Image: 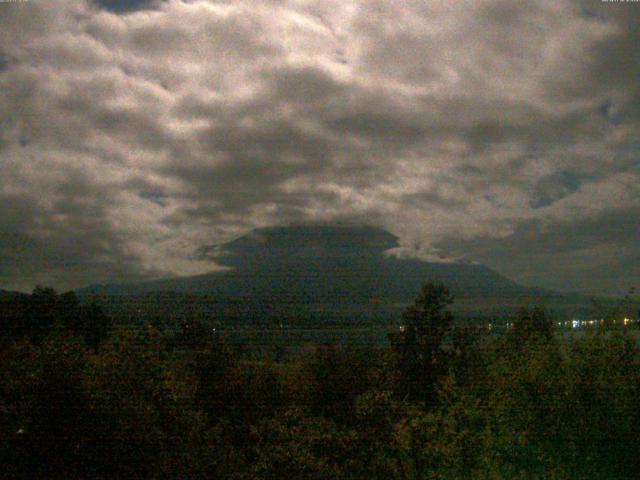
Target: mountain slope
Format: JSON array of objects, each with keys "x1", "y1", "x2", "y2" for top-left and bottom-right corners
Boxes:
[
  {"x1": 79, "y1": 224, "x2": 537, "y2": 301},
  {"x1": 75, "y1": 225, "x2": 609, "y2": 326}
]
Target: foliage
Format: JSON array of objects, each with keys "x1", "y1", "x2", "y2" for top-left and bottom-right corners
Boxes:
[
  {"x1": 0, "y1": 287, "x2": 110, "y2": 349},
  {"x1": 1, "y1": 283, "x2": 640, "y2": 478},
  {"x1": 511, "y1": 306, "x2": 554, "y2": 342},
  {"x1": 394, "y1": 283, "x2": 455, "y2": 404}
]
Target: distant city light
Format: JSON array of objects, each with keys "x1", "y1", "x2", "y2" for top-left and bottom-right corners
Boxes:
[{"x1": 437, "y1": 316, "x2": 640, "y2": 332}]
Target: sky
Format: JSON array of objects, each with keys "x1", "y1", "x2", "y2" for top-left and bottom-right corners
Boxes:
[{"x1": 0, "y1": 0, "x2": 638, "y2": 296}]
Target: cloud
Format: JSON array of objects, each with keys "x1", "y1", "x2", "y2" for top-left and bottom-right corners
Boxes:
[
  {"x1": 94, "y1": 0, "x2": 161, "y2": 14},
  {"x1": 0, "y1": 0, "x2": 637, "y2": 294},
  {"x1": 438, "y1": 205, "x2": 640, "y2": 296}
]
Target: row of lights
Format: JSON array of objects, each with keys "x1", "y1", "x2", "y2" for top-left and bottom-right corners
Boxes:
[
  {"x1": 500, "y1": 318, "x2": 636, "y2": 330},
  {"x1": 567, "y1": 318, "x2": 634, "y2": 329},
  {"x1": 397, "y1": 318, "x2": 637, "y2": 332}
]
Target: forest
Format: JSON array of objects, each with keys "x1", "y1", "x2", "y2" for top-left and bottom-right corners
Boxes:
[{"x1": 1, "y1": 284, "x2": 640, "y2": 479}]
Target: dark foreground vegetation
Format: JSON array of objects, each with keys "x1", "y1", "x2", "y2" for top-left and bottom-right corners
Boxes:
[{"x1": 1, "y1": 284, "x2": 640, "y2": 479}]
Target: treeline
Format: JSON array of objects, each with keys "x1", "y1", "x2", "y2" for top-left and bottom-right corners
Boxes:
[{"x1": 1, "y1": 284, "x2": 640, "y2": 479}]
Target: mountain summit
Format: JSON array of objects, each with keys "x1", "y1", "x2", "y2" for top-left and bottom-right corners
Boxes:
[{"x1": 79, "y1": 224, "x2": 532, "y2": 301}]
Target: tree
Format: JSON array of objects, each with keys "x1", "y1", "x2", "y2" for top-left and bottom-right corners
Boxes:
[
  {"x1": 0, "y1": 287, "x2": 111, "y2": 350},
  {"x1": 0, "y1": 332, "x2": 91, "y2": 479},
  {"x1": 591, "y1": 286, "x2": 638, "y2": 330},
  {"x1": 395, "y1": 283, "x2": 454, "y2": 404},
  {"x1": 297, "y1": 344, "x2": 373, "y2": 424},
  {"x1": 512, "y1": 306, "x2": 554, "y2": 342}
]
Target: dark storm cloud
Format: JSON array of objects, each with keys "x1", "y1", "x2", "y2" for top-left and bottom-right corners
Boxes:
[
  {"x1": 0, "y1": 0, "x2": 637, "y2": 293},
  {"x1": 0, "y1": 175, "x2": 155, "y2": 292},
  {"x1": 94, "y1": 0, "x2": 160, "y2": 14},
  {"x1": 437, "y1": 205, "x2": 640, "y2": 296},
  {"x1": 0, "y1": 52, "x2": 8, "y2": 72},
  {"x1": 530, "y1": 170, "x2": 592, "y2": 209}
]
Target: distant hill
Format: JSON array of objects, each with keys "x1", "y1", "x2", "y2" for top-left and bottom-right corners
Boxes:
[{"x1": 77, "y1": 225, "x2": 607, "y2": 324}]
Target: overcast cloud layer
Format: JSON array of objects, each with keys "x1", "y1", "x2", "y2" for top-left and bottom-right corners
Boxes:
[{"x1": 0, "y1": 0, "x2": 638, "y2": 295}]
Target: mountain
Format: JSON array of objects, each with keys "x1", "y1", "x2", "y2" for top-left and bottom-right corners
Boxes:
[
  {"x1": 77, "y1": 225, "x2": 597, "y2": 324},
  {"x1": 78, "y1": 225, "x2": 543, "y2": 299}
]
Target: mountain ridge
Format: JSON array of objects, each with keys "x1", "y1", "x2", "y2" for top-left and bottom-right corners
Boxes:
[{"x1": 78, "y1": 225, "x2": 543, "y2": 301}]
